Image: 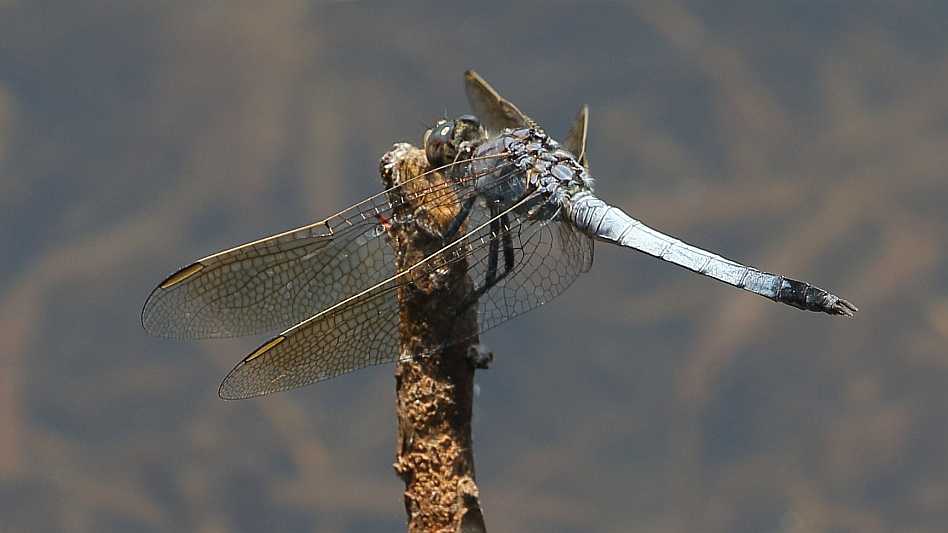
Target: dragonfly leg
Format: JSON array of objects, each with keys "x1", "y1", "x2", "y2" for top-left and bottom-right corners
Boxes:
[
  {"x1": 457, "y1": 210, "x2": 517, "y2": 314},
  {"x1": 413, "y1": 195, "x2": 477, "y2": 242},
  {"x1": 442, "y1": 195, "x2": 478, "y2": 241},
  {"x1": 500, "y1": 214, "x2": 515, "y2": 272},
  {"x1": 484, "y1": 216, "x2": 501, "y2": 285},
  {"x1": 466, "y1": 343, "x2": 494, "y2": 369}
]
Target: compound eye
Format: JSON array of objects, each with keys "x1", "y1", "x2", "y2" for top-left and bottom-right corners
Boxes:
[
  {"x1": 456, "y1": 114, "x2": 481, "y2": 130},
  {"x1": 453, "y1": 114, "x2": 487, "y2": 149},
  {"x1": 425, "y1": 119, "x2": 455, "y2": 167}
]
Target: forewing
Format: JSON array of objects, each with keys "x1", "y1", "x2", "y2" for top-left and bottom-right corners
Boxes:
[
  {"x1": 219, "y1": 194, "x2": 594, "y2": 399},
  {"x1": 563, "y1": 104, "x2": 590, "y2": 169},
  {"x1": 464, "y1": 70, "x2": 535, "y2": 133},
  {"x1": 141, "y1": 155, "x2": 508, "y2": 339}
]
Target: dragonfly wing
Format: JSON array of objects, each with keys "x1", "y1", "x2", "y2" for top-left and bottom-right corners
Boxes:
[
  {"x1": 464, "y1": 70, "x2": 535, "y2": 132},
  {"x1": 142, "y1": 155, "x2": 507, "y2": 339},
  {"x1": 142, "y1": 207, "x2": 395, "y2": 339},
  {"x1": 217, "y1": 277, "x2": 403, "y2": 399},
  {"x1": 219, "y1": 193, "x2": 594, "y2": 399},
  {"x1": 467, "y1": 209, "x2": 594, "y2": 334},
  {"x1": 563, "y1": 104, "x2": 590, "y2": 169}
]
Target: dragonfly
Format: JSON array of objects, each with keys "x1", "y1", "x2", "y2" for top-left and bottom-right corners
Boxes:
[{"x1": 143, "y1": 70, "x2": 857, "y2": 400}]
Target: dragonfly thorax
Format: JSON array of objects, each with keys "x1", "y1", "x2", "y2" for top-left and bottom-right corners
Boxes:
[{"x1": 470, "y1": 127, "x2": 594, "y2": 218}]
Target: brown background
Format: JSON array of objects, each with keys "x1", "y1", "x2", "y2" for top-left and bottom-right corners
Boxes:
[{"x1": 2, "y1": 1, "x2": 947, "y2": 532}]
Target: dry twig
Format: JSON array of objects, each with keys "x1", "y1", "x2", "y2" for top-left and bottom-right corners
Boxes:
[{"x1": 380, "y1": 144, "x2": 487, "y2": 533}]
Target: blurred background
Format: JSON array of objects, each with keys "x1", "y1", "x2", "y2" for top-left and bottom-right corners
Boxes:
[{"x1": 2, "y1": 1, "x2": 947, "y2": 532}]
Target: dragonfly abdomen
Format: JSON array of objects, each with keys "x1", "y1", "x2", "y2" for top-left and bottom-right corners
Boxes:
[{"x1": 567, "y1": 192, "x2": 857, "y2": 317}]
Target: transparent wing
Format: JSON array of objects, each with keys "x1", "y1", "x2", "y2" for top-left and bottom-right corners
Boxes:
[
  {"x1": 471, "y1": 211, "x2": 594, "y2": 332},
  {"x1": 563, "y1": 105, "x2": 590, "y2": 169},
  {"x1": 465, "y1": 70, "x2": 590, "y2": 170},
  {"x1": 141, "y1": 153, "x2": 512, "y2": 339},
  {"x1": 464, "y1": 69, "x2": 535, "y2": 132},
  {"x1": 219, "y1": 196, "x2": 594, "y2": 399}
]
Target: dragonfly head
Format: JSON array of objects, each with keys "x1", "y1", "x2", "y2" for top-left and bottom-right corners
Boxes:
[{"x1": 423, "y1": 114, "x2": 487, "y2": 169}]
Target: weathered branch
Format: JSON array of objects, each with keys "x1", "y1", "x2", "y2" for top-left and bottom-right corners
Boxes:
[{"x1": 379, "y1": 143, "x2": 487, "y2": 533}]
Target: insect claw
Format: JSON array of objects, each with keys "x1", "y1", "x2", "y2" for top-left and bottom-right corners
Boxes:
[{"x1": 467, "y1": 344, "x2": 494, "y2": 369}]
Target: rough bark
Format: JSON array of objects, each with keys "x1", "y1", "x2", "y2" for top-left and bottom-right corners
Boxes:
[{"x1": 379, "y1": 143, "x2": 487, "y2": 533}]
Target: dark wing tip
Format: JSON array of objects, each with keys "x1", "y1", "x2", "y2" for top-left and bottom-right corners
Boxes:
[
  {"x1": 218, "y1": 361, "x2": 254, "y2": 400},
  {"x1": 159, "y1": 262, "x2": 205, "y2": 289},
  {"x1": 218, "y1": 335, "x2": 287, "y2": 400},
  {"x1": 141, "y1": 262, "x2": 205, "y2": 337}
]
